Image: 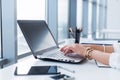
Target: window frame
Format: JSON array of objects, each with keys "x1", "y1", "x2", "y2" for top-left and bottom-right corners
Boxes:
[{"x1": 0, "y1": 0, "x2": 2, "y2": 58}]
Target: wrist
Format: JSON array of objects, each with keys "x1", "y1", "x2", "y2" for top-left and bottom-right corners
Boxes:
[{"x1": 85, "y1": 47, "x2": 94, "y2": 60}]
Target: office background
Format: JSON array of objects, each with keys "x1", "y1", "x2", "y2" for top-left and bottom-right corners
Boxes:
[{"x1": 0, "y1": 0, "x2": 120, "y2": 68}]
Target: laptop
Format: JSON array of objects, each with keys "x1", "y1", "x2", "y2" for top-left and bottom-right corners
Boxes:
[{"x1": 17, "y1": 20, "x2": 85, "y2": 63}]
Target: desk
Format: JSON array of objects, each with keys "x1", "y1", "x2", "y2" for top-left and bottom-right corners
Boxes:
[{"x1": 0, "y1": 55, "x2": 120, "y2": 80}]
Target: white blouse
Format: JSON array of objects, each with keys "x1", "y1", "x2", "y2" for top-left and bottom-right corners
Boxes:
[{"x1": 109, "y1": 43, "x2": 120, "y2": 69}]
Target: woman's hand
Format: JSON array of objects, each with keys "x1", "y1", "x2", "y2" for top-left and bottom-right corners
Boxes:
[{"x1": 60, "y1": 44, "x2": 87, "y2": 57}]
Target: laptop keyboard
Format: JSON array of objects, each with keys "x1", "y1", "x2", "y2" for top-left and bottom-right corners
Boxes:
[
  {"x1": 37, "y1": 50, "x2": 84, "y2": 63},
  {"x1": 47, "y1": 51, "x2": 66, "y2": 58},
  {"x1": 44, "y1": 50, "x2": 81, "y2": 63}
]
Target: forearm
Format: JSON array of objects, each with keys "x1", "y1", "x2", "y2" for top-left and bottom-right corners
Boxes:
[
  {"x1": 83, "y1": 44, "x2": 114, "y2": 53},
  {"x1": 91, "y1": 50, "x2": 110, "y2": 65}
]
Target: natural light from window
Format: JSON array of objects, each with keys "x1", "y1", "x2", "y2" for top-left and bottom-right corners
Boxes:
[
  {"x1": 17, "y1": 0, "x2": 46, "y2": 56},
  {"x1": 58, "y1": 0, "x2": 69, "y2": 42}
]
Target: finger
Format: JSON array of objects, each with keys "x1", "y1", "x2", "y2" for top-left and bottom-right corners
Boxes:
[
  {"x1": 69, "y1": 50, "x2": 73, "y2": 53},
  {"x1": 68, "y1": 50, "x2": 73, "y2": 53},
  {"x1": 69, "y1": 46, "x2": 75, "y2": 52},
  {"x1": 64, "y1": 49, "x2": 70, "y2": 54},
  {"x1": 64, "y1": 53, "x2": 70, "y2": 55},
  {"x1": 60, "y1": 47, "x2": 66, "y2": 52},
  {"x1": 60, "y1": 45, "x2": 69, "y2": 51}
]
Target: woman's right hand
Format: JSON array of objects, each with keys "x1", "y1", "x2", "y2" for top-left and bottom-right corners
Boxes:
[{"x1": 60, "y1": 44, "x2": 87, "y2": 57}]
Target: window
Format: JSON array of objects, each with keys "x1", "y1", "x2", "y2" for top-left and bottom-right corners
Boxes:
[
  {"x1": 95, "y1": 0, "x2": 108, "y2": 39},
  {"x1": 88, "y1": 0, "x2": 92, "y2": 38},
  {"x1": 77, "y1": 0, "x2": 82, "y2": 30},
  {"x1": 58, "y1": 0, "x2": 69, "y2": 42},
  {"x1": 96, "y1": 0, "x2": 100, "y2": 38},
  {"x1": 105, "y1": 0, "x2": 120, "y2": 39},
  {"x1": 17, "y1": 0, "x2": 46, "y2": 56}
]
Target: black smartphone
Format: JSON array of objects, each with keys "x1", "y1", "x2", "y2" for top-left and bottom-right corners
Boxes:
[
  {"x1": 14, "y1": 66, "x2": 60, "y2": 75},
  {"x1": 51, "y1": 74, "x2": 75, "y2": 80}
]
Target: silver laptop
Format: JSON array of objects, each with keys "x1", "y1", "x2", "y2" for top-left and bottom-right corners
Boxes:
[{"x1": 17, "y1": 20, "x2": 85, "y2": 63}]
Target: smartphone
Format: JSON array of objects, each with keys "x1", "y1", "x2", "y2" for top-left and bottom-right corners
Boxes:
[
  {"x1": 14, "y1": 66, "x2": 60, "y2": 75},
  {"x1": 51, "y1": 74, "x2": 75, "y2": 80}
]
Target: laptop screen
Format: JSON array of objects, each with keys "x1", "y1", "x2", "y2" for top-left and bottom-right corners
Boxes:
[{"x1": 18, "y1": 20, "x2": 58, "y2": 56}]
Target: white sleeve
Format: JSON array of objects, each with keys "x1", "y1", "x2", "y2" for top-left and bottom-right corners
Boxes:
[
  {"x1": 109, "y1": 53, "x2": 120, "y2": 69},
  {"x1": 113, "y1": 43, "x2": 120, "y2": 53},
  {"x1": 109, "y1": 43, "x2": 120, "y2": 69}
]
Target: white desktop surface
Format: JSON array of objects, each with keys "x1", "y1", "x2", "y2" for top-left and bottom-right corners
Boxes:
[
  {"x1": 0, "y1": 55, "x2": 120, "y2": 80},
  {"x1": 0, "y1": 38, "x2": 120, "y2": 80}
]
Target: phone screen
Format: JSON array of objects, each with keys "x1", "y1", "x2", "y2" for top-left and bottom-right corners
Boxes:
[{"x1": 15, "y1": 66, "x2": 59, "y2": 75}]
